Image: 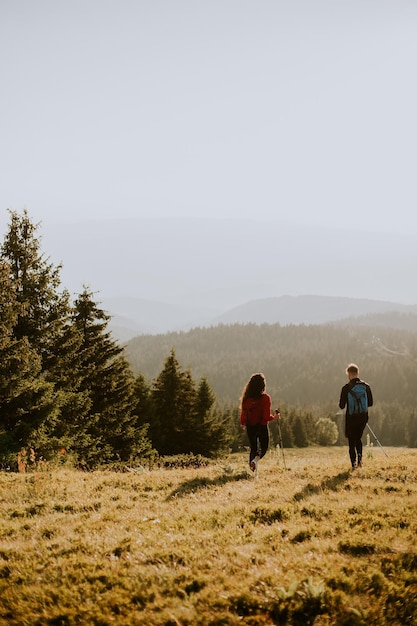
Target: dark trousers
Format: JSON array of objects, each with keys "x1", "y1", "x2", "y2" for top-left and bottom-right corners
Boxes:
[
  {"x1": 345, "y1": 414, "x2": 368, "y2": 467},
  {"x1": 246, "y1": 423, "x2": 269, "y2": 463}
]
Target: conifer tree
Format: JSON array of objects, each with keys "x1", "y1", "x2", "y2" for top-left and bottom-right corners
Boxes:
[
  {"x1": 279, "y1": 414, "x2": 295, "y2": 448},
  {"x1": 0, "y1": 261, "x2": 57, "y2": 455},
  {"x1": 408, "y1": 410, "x2": 417, "y2": 448},
  {"x1": 188, "y1": 378, "x2": 231, "y2": 456},
  {"x1": 149, "y1": 350, "x2": 227, "y2": 456},
  {"x1": 45, "y1": 319, "x2": 93, "y2": 456},
  {"x1": 292, "y1": 414, "x2": 309, "y2": 447},
  {"x1": 150, "y1": 349, "x2": 195, "y2": 454},
  {"x1": 132, "y1": 373, "x2": 152, "y2": 427},
  {"x1": 0, "y1": 210, "x2": 74, "y2": 447},
  {"x1": 71, "y1": 288, "x2": 139, "y2": 463},
  {"x1": 1, "y1": 209, "x2": 70, "y2": 371}
]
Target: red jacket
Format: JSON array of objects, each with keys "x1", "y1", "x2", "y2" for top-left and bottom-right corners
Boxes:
[{"x1": 240, "y1": 393, "x2": 274, "y2": 426}]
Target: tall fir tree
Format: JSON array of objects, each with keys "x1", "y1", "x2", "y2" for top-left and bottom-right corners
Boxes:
[
  {"x1": 45, "y1": 318, "x2": 93, "y2": 456},
  {"x1": 292, "y1": 413, "x2": 309, "y2": 447},
  {"x1": 187, "y1": 378, "x2": 231, "y2": 456},
  {"x1": 150, "y1": 350, "x2": 195, "y2": 455},
  {"x1": 150, "y1": 350, "x2": 226, "y2": 456},
  {"x1": 0, "y1": 260, "x2": 57, "y2": 455},
  {"x1": 1, "y1": 209, "x2": 70, "y2": 372},
  {"x1": 71, "y1": 288, "x2": 140, "y2": 463}
]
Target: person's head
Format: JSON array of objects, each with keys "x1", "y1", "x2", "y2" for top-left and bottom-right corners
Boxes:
[
  {"x1": 346, "y1": 363, "x2": 359, "y2": 380},
  {"x1": 241, "y1": 372, "x2": 266, "y2": 407}
]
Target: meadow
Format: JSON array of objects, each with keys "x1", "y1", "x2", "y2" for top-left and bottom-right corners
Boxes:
[{"x1": 0, "y1": 446, "x2": 416, "y2": 625}]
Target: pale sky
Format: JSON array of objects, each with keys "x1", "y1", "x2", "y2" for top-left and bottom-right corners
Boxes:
[{"x1": 1, "y1": 0, "x2": 417, "y2": 234}]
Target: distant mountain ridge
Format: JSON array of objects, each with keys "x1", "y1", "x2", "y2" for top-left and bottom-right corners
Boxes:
[
  {"x1": 104, "y1": 294, "x2": 417, "y2": 341},
  {"x1": 36, "y1": 216, "x2": 416, "y2": 312},
  {"x1": 2, "y1": 215, "x2": 414, "y2": 340},
  {"x1": 213, "y1": 295, "x2": 417, "y2": 326}
]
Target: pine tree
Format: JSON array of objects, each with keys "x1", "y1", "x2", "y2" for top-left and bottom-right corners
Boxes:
[
  {"x1": 149, "y1": 350, "x2": 226, "y2": 456},
  {"x1": 150, "y1": 349, "x2": 196, "y2": 455},
  {"x1": 292, "y1": 414, "x2": 309, "y2": 447},
  {"x1": 1, "y1": 210, "x2": 69, "y2": 371},
  {"x1": 45, "y1": 319, "x2": 93, "y2": 456},
  {"x1": 71, "y1": 288, "x2": 139, "y2": 463},
  {"x1": 408, "y1": 410, "x2": 417, "y2": 448},
  {"x1": 0, "y1": 261, "x2": 57, "y2": 456},
  {"x1": 187, "y1": 378, "x2": 230, "y2": 456},
  {"x1": 132, "y1": 373, "x2": 153, "y2": 427},
  {"x1": 280, "y1": 414, "x2": 295, "y2": 448}
]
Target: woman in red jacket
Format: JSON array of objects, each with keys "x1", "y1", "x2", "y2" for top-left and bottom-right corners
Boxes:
[{"x1": 240, "y1": 372, "x2": 279, "y2": 473}]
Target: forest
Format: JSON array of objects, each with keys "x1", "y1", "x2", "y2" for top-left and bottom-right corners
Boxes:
[
  {"x1": 1, "y1": 210, "x2": 416, "y2": 472},
  {"x1": 125, "y1": 320, "x2": 417, "y2": 450}
]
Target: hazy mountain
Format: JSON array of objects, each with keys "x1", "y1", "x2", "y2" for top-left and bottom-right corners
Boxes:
[
  {"x1": 101, "y1": 296, "x2": 221, "y2": 340},
  {"x1": 38, "y1": 217, "x2": 417, "y2": 309},
  {"x1": 13, "y1": 215, "x2": 415, "y2": 339},
  {"x1": 213, "y1": 295, "x2": 417, "y2": 326},
  {"x1": 102, "y1": 294, "x2": 417, "y2": 342}
]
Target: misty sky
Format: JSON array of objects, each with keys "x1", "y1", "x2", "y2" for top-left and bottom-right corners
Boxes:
[{"x1": 1, "y1": 0, "x2": 417, "y2": 235}]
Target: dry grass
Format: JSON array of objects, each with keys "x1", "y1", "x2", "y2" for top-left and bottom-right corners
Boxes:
[{"x1": 0, "y1": 446, "x2": 416, "y2": 625}]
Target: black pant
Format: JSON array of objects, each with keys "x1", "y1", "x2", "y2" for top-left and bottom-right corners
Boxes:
[
  {"x1": 345, "y1": 414, "x2": 368, "y2": 467},
  {"x1": 246, "y1": 423, "x2": 269, "y2": 463}
]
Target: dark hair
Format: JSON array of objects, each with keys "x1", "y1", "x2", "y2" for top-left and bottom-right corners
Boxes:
[{"x1": 240, "y1": 373, "x2": 266, "y2": 409}]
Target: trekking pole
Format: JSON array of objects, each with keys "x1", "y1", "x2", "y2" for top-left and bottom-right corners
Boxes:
[
  {"x1": 275, "y1": 410, "x2": 287, "y2": 469},
  {"x1": 367, "y1": 423, "x2": 389, "y2": 458}
]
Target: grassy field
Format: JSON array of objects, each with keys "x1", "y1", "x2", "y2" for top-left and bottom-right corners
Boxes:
[{"x1": 0, "y1": 446, "x2": 416, "y2": 625}]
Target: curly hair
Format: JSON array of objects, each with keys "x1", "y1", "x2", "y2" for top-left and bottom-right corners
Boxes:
[{"x1": 240, "y1": 373, "x2": 266, "y2": 409}]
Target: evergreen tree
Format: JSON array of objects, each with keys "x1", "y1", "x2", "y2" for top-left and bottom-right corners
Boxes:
[
  {"x1": 132, "y1": 373, "x2": 153, "y2": 427},
  {"x1": 150, "y1": 349, "x2": 196, "y2": 455},
  {"x1": 150, "y1": 351, "x2": 228, "y2": 456},
  {"x1": 71, "y1": 288, "x2": 139, "y2": 463},
  {"x1": 224, "y1": 406, "x2": 245, "y2": 453},
  {"x1": 0, "y1": 218, "x2": 60, "y2": 456},
  {"x1": 188, "y1": 378, "x2": 230, "y2": 456},
  {"x1": 45, "y1": 319, "x2": 93, "y2": 455},
  {"x1": 292, "y1": 414, "x2": 309, "y2": 447},
  {"x1": 408, "y1": 410, "x2": 417, "y2": 448},
  {"x1": 0, "y1": 209, "x2": 69, "y2": 371},
  {"x1": 279, "y1": 414, "x2": 295, "y2": 448}
]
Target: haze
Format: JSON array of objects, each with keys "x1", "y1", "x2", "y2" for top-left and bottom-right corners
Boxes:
[
  {"x1": 1, "y1": 1, "x2": 416, "y2": 231},
  {"x1": 1, "y1": 1, "x2": 417, "y2": 332}
]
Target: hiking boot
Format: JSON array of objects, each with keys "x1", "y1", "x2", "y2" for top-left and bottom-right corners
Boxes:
[
  {"x1": 250, "y1": 457, "x2": 259, "y2": 473},
  {"x1": 357, "y1": 459, "x2": 363, "y2": 468}
]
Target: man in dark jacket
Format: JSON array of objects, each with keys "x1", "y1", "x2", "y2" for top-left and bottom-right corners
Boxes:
[{"x1": 339, "y1": 363, "x2": 373, "y2": 469}]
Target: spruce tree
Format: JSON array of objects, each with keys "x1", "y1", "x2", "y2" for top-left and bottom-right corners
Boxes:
[
  {"x1": 292, "y1": 414, "x2": 309, "y2": 447},
  {"x1": 1, "y1": 210, "x2": 69, "y2": 371},
  {"x1": 408, "y1": 410, "x2": 417, "y2": 448},
  {"x1": 0, "y1": 261, "x2": 57, "y2": 456},
  {"x1": 150, "y1": 349, "x2": 195, "y2": 455},
  {"x1": 150, "y1": 350, "x2": 226, "y2": 456},
  {"x1": 45, "y1": 318, "x2": 93, "y2": 456},
  {"x1": 188, "y1": 378, "x2": 230, "y2": 456},
  {"x1": 72, "y1": 288, "x2": 139, "y2": 463}
]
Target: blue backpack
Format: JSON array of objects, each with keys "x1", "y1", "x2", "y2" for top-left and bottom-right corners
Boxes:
[{"x1": 348, "y1": 382, "x2": 368, "y2": 415}]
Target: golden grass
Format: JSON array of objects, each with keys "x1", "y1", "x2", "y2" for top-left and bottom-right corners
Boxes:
[{"x1": 0, "y1": 446, "x2": 416, "y2": 625}]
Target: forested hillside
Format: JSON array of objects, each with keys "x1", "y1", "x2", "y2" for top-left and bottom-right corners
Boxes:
[
  {"x1": 126, "y1": 322, "x2": 417, "y2": 405},
  {"x1": 126, "y1": 322, "x2": 417, "y2": 447}
]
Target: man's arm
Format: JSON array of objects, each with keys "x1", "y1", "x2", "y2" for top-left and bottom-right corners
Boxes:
[
  {"x1": 366, "y1": 384, "x2": 373, "y2": 408},
  {"x1": 339, "y1": 384, "x2": 348, "y2": 410}
]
